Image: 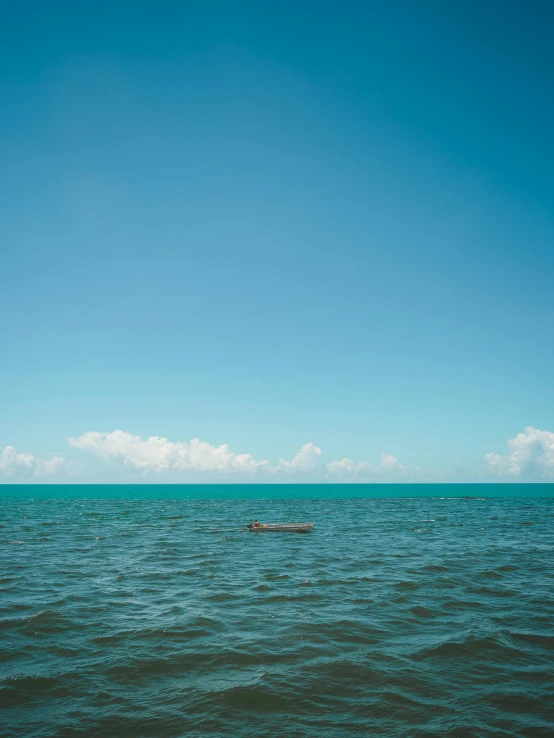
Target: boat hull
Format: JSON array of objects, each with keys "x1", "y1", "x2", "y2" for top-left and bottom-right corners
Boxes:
[{"x1": 247, "y1": 523, "x2": 315, "y2": 533}]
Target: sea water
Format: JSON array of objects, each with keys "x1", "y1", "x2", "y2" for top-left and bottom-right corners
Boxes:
[{"x1": 1, "y1": 485, "x2": 553, "y2": 736}]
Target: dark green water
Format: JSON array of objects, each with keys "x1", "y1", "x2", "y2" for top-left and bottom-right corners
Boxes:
[{"x1": 1, "y1": 486, "x2": 553, "y2": 736}]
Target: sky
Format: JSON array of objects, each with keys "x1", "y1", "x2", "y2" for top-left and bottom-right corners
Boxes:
[{"x1": 1, "y1": 0, "x2": 554, "y2": 482}]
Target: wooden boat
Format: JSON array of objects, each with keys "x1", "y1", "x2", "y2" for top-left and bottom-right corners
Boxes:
[{"x1": 246, "y1": 522, "x2": 315, "y2": 533}]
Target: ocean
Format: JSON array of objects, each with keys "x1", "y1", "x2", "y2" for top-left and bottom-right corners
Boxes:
[{"x1": 1, "y1": 484, "x2": 553, "y2": 737}]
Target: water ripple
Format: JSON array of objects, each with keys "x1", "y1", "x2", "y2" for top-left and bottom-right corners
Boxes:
[{"x1": 1, "y1": 496, "x2": 553, "y2": 736}]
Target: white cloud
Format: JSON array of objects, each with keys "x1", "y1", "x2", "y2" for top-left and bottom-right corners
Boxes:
[
  {"x1": 69, "y1": 431, "x2": 328, "y2": 478},
  {"x1": 275, "y1": 442, "x2": 322, "y2": 473},
  {"x1": 0, "y1": 446, "x2": 68, "y2": 478},
  {"x1": 67, "y1": 430, "x2": 418, "y2": 481},
  {"x1": 40, "y1": 456, "x2": 69, "y2": 475},
  {"x1": 0, "y1": 430, "x2": 450, "y2": 482},
  {"x1": 5, "y1": 427, "x2": 554, "y2": 483},
  {"x1": 0, "y1": 446, "x2": 35, "y2": 475},
  {"x1": 69, "y1": 430, "x2": 269, "y2": 475},
  {"x1": 326, "y1": 451, "x2": 406, "y2": 480},
  {"x1": 484, "y1": 426, "x2": 554, "y2": 479}
]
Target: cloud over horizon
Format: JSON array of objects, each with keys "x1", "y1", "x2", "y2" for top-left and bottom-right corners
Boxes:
[
  {"x1": 0, "y1": 446, "x2": 68, "y2": 478},
  {"x1": 0, "y1": 430, "x2": 409, "y2": 482},
  {"x1": 67, "y1": 431, "x2": 408, "y2": 480},
  {"x1": 1, "y1": 426, "x2": 554, "y2": 482},
  {"x1": 484, "y1": 426, "x2": 554, "y2": 480},
  {"x1": 326, "y1": 452, "x2": 407, "y2": 480},
  {"x1": 69, "y1": 430, "x2": 270, "y2": 475}
]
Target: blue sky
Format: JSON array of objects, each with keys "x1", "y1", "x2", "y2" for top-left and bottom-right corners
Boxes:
[{"x1": 1, "y1": 1, "x2": 554, "y2": 481}]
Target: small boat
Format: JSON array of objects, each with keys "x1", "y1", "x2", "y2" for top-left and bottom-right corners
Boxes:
[{"x1": 246, "y1": 522, "x2": 315, "y2": 533}]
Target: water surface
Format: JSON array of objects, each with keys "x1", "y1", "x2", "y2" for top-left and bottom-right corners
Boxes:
[{"x1": 1, "y1": 490, "x2": 553, "y2": 736}]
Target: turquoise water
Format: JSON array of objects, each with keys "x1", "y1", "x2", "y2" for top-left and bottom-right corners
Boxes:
[
  {"x1": 1, "y1": 486, "x2": 554, "y2": 736},
  {"x1": 2, "y1": 482, "x2": 554, "y2": 499}
]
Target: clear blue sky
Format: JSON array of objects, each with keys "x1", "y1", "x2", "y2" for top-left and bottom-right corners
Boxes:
[{"x1": 1, "y1": 1, "x2": 553, "y2": 480}]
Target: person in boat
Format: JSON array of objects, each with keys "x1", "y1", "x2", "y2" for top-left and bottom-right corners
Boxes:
[{"x1": 253, "y1": 519, "x2": 261, "y2": 527}]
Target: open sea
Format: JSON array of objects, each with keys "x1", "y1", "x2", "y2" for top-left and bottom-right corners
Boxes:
[{"x1": 1, "y1": 484, "x2": 553, "y2": 737}]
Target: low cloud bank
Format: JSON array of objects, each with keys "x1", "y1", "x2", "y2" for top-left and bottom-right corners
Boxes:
[
  {"x1": 68, "y1": 430, "x2": 405, "y2": 480},
  {"x1": 2, "y1": 426, "x2": 553, "y2": 482},
  {"x1": 0, "y1": 446, "x2": 67, "y2": 477},
  {"x1": 484, "y1": 426, "x2": 554, "y2": 480}
]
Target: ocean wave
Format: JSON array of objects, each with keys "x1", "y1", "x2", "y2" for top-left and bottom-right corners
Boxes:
[
  {"x1": 412, "y1": 634, "x2": 528, "y2": 663},
  {"x1": 1, "y1": 495, "x2": 553, "y2": 737}
]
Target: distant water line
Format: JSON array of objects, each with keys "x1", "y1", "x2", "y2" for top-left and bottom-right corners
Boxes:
[{"x1": 1, "y1": 482, "x2": 554, "y2": 500}]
